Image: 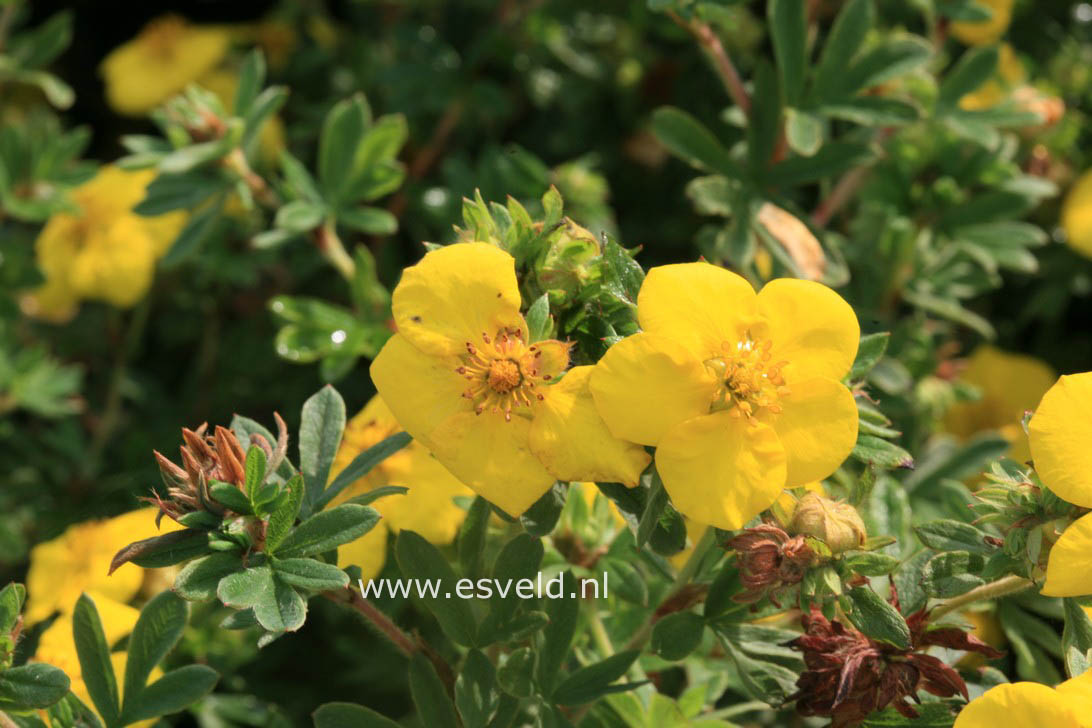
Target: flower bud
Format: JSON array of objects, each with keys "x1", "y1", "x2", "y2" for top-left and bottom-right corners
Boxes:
[{"x1": 789, "y1": 493, "x2": 867, "y2": 553}]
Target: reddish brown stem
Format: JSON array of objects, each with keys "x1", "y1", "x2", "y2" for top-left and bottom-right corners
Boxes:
[{"x1": 668, "y1": 11, "x2": 751, "y2": 117}]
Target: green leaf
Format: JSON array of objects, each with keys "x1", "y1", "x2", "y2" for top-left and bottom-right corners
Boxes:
[
  {"x1": 120, "y1": 665, "x2": 218, "y2": 723},
  {"x1": 525, "y1": 293, "x2": 551, "y2": 342},
  {"x1": 852, "y1": 435, "x2": 914, "y2": 469},
  {"x1": 0, "y1": 583, "x2": 26, "y2": 634},
  {"x1": 843, "y1": 37, "x2": 932, "y2": 95},
  {"x1": 915, "y1": 519, "x2": 995, "y2": 555},
  {"x1": 159, "y1": 125, "x2": 240, "y2": 174},
  {"x1": 338, "y1": 206, "x2": 398, "y2": 235},
  {"x1": 846, "y1": 586, "x2": 911, "y2": 649},
  {"x1": 123, "y1": 591, "x2": 189, "y2": 708},
  {"x1": 765, "y1": 142, "x2": 873, "y2": 186},
  {"x1": 497, "y1": 648, "x2": 536, "y2": 698},
  {"x1": 842, "y1": 552, "x2": 901, "y2": 576},
  {"x1": 850, "y1": 332, "x2": 890, "y2": 380},
  {"x1": 173, "y1": 552, "x2": 244, "y2": 601},
  {"x1": 0, "y1": 663, "x2": 70, "y2": 711},
  {"x1": 273, "y1": 558, "x2": 349, "y2": 591},
  {"x1": 244, "y1": 445, "x2": 268, "y2": 500},
  {"x1": 209, "y1": 481, "x2": 253, "y2": 515},
  {"x1": 785, "y1": 108, "x2": 822, "y2": 156},
  {"x1": 281, "y1": 150, "x2": 323, "y2": 203},
  {"x1": 275, "y1": 200, "x2": 326, "y2": 233},
  {"x1": 821, "y1": 97, "x2": 920, "y2": 126},
  {"x1": 650, "y1": 107, "x2": 745, "y2": 181},
  {"x1": 266, "y1": 474, "x2": 304, "y2": 551},
  {"x1": 313, "y1": 702, "x2": 402, "y2": 728},
  {"x1": 456, "y1": 650, "x2": 500, "y2": 727},
  {"x1": 233, "y1": 49, "x2": 266, "y2": 117},
  {"x1": 315, "y1": 432, "x2": 412, "y2": 512},
  {"x1": 409, "y1": 653, "x2": 459, "y2": 728},
  {"x1": 342, "y1": 485, "x2": 409, "y2": 507},
  {"x1": 243, "y1": 86, "x2": 288, "y2": 150},
  {"x1": 651, "y1": 612, "x2": 705, "y2": 661},
  {"x1": 479, "y1": 533, "x2": 544, "y2": 643},
  {"x1": 813, "y1": 0, "x2": 874, "y2": 101},
  {"x1": 109, "y1": 529, "x2": 213, "y2": 574},
  {"x1": 938, "y1": 46, "x2": 1000, "y2": 108},
  {"x1": 748, "y1": 62, "x2": 782, "y2": 172},
  {"x1": 922, "y1": 551, "x2": 986, "y2": 598},
  {"x1": 72, "y1": 594, "x2": 120, "y2": 727},
  {"x1": 520, "y1": 483, "x2": 566, "y2": 536},
  {"x1": 275, "y1": 504, "x2": 381, "y2": 558},
  {"x1": 1063, "y1": 598, "x2": 1092, "y2": 678},
  {"x1": 161, "y1": 195, "x2": 224, "y2": 267},
  {"x1": 536, "y1": 572, "x2": 578, "y2": 694},
  {"x1": 860, "y1": 702, "x2": 957, "y2": 726},
  {"x1": 458, "y1": 497, "x2": 492, "y2": 580},
  {"x1": 318, "y1": 95, "x2": 370, "y2": 199},
  {"x1": 637, "y1": 470, "x2": 670, "y2": 549},
  {"x1": 217, "y1": 564, "x2": 307, "y2": 633},
  {"x1": 135, "y1": 170, "x2": 223, "y2": 216},
  {"x1": 769, "y1": 0, "x2": 807, "y2": 105},
  {"x1": 720, "y1": 638, "x2": 800, "y2": 703},
  {"x1": 299, "y1": 385, "x2": 347, "y2": 513},
  {"x1": 395, "y1": 531, "x2": 477, "y2": 647},
  {"x1": 552, "y1": 651, "x2": 641, "y2": 705}
]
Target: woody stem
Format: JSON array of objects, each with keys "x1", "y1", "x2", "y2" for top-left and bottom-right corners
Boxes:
[
  {"x1": 929, "y1": 575, "x2": 1035, "y2": 621},
  {"x1": 324, "y1": 587, "x2": 416, "y2": 657}
]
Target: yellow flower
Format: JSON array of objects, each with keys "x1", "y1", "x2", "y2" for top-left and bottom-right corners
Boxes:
[
  {"x1": 25, "y1": 508, "x2": 180, "y2": 623},
  {"x1": 370, "y1": 243, "x2": 650, "y2": 516},
  {"x1": 331, "y1": 395, "x2": 474, "y2": 580},
  {"x1": 33, "y1": 599, "x2": 158, "y2": 728},
  {"x1": 589, "y1": 263, "x2": 860, "y2": 530},
  {"x1": 953, "y1": 669, "x2": 1092, "y2": 728},
  {"x1": 1029, "y1": 372, "x2": 1092, "y2": 596},
  {"x1": 945, "y1": 345, "x2": 1055, "y2": 463},
  {"x1": 234, "y1": 20, "x2": 298, "y2": 69},
  {"x1": 24, "y1": 166, "x2": 187, "y2": 322},
  {"x1": 100, "y1": 15, "x2": 231, "y2": 115},
  {"x1": 949, "y1": 0, "x2": 1013, "y2": 46},
  {"x1": 198, "y1": 68, "x2": 286, "y2": 166},
  {"x1": 1063, "y1": 170, "x2": 1092, "y2": 259}
]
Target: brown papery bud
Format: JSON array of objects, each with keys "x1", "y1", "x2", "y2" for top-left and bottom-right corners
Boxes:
[{"x1": 789, "y1": 493, "x2": 867, "y2": 553}]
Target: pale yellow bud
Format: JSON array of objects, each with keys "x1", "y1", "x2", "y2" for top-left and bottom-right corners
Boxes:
[{"x1": 789, "y1": 493, "x2": 867, "y2": 553}]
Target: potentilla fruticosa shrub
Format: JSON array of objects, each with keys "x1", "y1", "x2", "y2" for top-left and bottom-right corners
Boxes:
[{"x1": 3, "y1": 0, "x2": 1092, "y2": 726}]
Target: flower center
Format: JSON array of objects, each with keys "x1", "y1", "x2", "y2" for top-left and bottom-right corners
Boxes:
[
  {"x1": 707, "y1": 337, "x2": 790, "y2": 419},
  {"x1": 457, "y1": 329, "x2": 552, "y2": 421}
]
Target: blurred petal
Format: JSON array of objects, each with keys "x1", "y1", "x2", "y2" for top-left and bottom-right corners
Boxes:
[
  {"x1": 337, "y1": 520, "x2": 389, "y2": 583},
  {"x1": 756, "y1": 278, "x2": 859, "y2": 383},
  {"x1": 590, "y1": 333, "x2": 716, "y2": 446},
  {"x1": 1029, "y1": 372, "x2": 1092, "y2": 507},
  {"x1": 656, "y1": 412, "x2": 787, "y2": 530},
  {"x1": 530, "y1": 366, "x2": 651, "y2": 486},
  {"x1": 1043, "y1": 512, "x2": 1092, "y2": 597},
  {"x1": 429, "y1": 411, "x2": 555, "y2": 517},
  {"x1": 637, "y1": 262, "x2": 756, "y2": 359},
  {"x1": 392, "y1": 243, "x2": 525, "y2": 358},
  {"x1": 770, "y1": 377, "x2": 858, "y2": 487},
  {"x1": 953, "y1": 682, "x2": 1078, "y2": 728},
  {"x1": 370, "y1": 333, "x2": 470, "y2": 450}
]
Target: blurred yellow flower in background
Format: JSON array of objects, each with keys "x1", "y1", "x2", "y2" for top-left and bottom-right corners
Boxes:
[
  {"x1": 590, "y1": 263, "x2": 859, "y2": 530},
  {"x1": 331, "y1": 395, "x2": 474, "y2": 581},
  {"x1": 959, "y1": 44, "x2": 1025, "y2": 111},
  {"x1": 100, "y1": 16, "x2": 231, "y2": 115},
  {"x1": 953, "y1": 669, "x2": 1092, "y2": 728},
  {"x1": 25, "y1": 507, "x2": 180, "y2": 623},
  {"x1": 1063, "y1": 169, "x2": 1092, "y2": 259},
  {"x1": 949, "y1": 0, "x2": 1013, "y2": 46},
  {"x1": 23, "y1": 166, "x2": 187, "y2": 323},
  {"x1": 371, "y1": 243, "x2": 650, "y2": 517},
  {"x1": 945, "y1": 345, "x2": 1055, "y2": 463}
]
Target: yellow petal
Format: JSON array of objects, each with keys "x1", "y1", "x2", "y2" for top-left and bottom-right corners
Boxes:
[
  {"x1": 391, "y1": 243, "x2": 525, "y2": 358},
  {"x1": 637, "y1": 262, "x2": 756, "y2": 359},
  {"x1": 949, "y1": 0, "x2": 1014, "y2": 46},
  {"x1": 655, "y1": 412, "x2": 787, "y2": 530},
  {"x1": 529, "y1": 366, "x2": 651, "y2": 486},
  {"x1": 378, "y1": 448, "x2": 472, "y2": 544},
  {"x1": 1057, "y1": 668, "x2": 1092, "y2": 715},
  {"x1": 429, "y1": 411, "x2": 556, "y2": 517},
  {"x1": 954, "y1": 682, "x2": 1079, "y2": 728},
  {"x1": 770, "y1": 377, "x2": 858, "y2": 487},
  {"x1": 1029, "y1": 372, "x2": 1092, "y2": 507},
  {"x1": 589, "y1": 333, "x2": 716, "y2": 446},
  {"x1": 370, "y1": 333, "x2": 471, "y2": 451},
  {"x1": 1064, "y1": 170, "x2": 1092, "y2": 260},
  {"x1": 1043, "y1": 512, "x2": 1092, "y2": 597},
  {"x1": 337, "y1": 519, "x2": 389, "y2": 583},
  {"x1": 756, "y1": 278, "x2": 859, "y2": 383}
]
